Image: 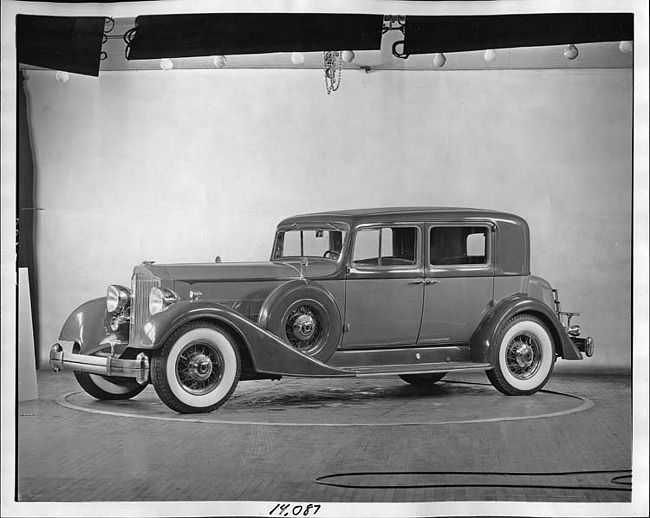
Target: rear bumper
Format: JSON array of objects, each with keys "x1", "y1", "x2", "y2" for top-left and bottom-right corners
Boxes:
[
  {"x1": 49, "y1": 343, "x2": 149, "y2": 384},
  {"x1": 571, "y1": 336, "x2": 595, "y2": 358}
]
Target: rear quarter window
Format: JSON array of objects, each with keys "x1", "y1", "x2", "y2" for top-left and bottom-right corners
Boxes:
[{"x1": 430, "y1": 226, "x2": 488, "y2": 266}]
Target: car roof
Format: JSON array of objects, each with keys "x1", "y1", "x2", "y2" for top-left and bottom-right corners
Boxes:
[{"x1": 278, "y1": 207, "x2": 526, "y2": 227}]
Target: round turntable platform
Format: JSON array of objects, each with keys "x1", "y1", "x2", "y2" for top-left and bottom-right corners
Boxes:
[{"x1": 58, "y1": 373, "x2": 593, "y2": 426}]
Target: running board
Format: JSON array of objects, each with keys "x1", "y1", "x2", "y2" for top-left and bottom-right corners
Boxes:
[{"x1": 340, "y1": 362, "x2": 492, "y2": 377}]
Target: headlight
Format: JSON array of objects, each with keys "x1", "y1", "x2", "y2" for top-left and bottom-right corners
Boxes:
[
  {"x1": 149, "y1": 287, "x2": 180, "y2": 315},
  {"x1": 106, "y1": 285, "x2": 131, "y2": 313}
]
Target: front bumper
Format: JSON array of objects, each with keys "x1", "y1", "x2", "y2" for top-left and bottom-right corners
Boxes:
[{"x1": 49, "y1": 343, "x2": 149, "y2": 384}]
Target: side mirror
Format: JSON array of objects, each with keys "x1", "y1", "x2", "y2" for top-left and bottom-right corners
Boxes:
[{"x1": 215, "y1": 256, "x2": 222, "y2": 263}]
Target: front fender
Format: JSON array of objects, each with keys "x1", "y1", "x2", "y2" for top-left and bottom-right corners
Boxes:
[
  {"x1": 133, "y1": 301, "x2": 351, "y2": 377},
  {"x1": 470, "y1": 294, "x2": 583, "y2": 364},
  {"x1": 58, "y1": 297, "x2": 113, "y2": 355}
]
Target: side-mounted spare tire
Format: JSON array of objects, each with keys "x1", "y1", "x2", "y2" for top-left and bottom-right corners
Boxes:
[{"x1": 259, "y1": 281, "x2": 342, "y2": 362}]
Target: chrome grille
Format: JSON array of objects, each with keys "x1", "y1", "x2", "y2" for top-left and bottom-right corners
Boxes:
[{"x1": 129, "y1": 271, "x2": 160, "y2": 344}]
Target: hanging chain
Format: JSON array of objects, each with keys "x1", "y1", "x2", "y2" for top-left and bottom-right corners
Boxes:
[{"x1": 323, "y1": 51, "x2": 342, "y2": 95}]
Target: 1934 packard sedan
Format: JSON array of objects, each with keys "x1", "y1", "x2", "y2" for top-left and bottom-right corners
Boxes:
[{"x1": 50, "y1": 208, "x2": 594, "y2": 414}]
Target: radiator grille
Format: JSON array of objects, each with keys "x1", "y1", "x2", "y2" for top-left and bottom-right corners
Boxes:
[{"x1": 129, "y1": 271, "x2": 160, "y2": 344}]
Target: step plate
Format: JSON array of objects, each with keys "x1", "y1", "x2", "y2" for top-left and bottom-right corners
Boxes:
[{"x1": 341, "y1": 362, "x2": 492, "y2": 377}]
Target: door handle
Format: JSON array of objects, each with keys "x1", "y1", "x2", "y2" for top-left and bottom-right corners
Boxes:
[{"x1": 411, "y1": 279, "x2": 440, "y2": 285}]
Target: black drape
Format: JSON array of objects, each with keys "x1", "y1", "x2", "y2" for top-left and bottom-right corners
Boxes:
[{"x1": 17, "y1": 71, "x2": 40, "y2": 369}]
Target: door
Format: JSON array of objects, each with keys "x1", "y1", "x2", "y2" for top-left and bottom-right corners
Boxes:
[
  {"x1": 418, "y1": 224, "x2": 495, "y2": 346},
  {"x1": 342, "y1": 224, "x2": 424, "y2": 349}
]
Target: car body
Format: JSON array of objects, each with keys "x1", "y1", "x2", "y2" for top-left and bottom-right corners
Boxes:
[{"x1": 50, "y1": 207, "x2": 594, "y2": 413}]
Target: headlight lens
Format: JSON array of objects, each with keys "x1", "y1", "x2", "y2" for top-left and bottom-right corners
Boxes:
[
  {"x1": 149, "y1": 287, "x2": 180, "y2": 315},
  {"x1": 106, "y1": 285, "x2": 131, "y2": 313}
]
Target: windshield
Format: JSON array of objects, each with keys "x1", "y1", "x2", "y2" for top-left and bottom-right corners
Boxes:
[{"x1": 273, "y1": 228, "x2": 346, "y2": 261}]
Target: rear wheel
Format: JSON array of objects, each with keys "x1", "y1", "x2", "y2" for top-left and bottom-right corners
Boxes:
[
  {"x1": 399, "y1": 372, "x2": 447, "y2": 386},
  {"x1": 151, "y1": 321, "x2": 240, "y2": 414},
  {"x1": 486, "y1": 314, "x2": 555, "y2": 395}
]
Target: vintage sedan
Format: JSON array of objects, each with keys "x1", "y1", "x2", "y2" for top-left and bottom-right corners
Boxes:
[{"x1": 50, "y1": 208, "x2": 594, "y2": 413}]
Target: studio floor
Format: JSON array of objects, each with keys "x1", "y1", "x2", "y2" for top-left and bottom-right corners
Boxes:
[{"x1": 15, "y1": 369, "x2": 632, "y2": 506}]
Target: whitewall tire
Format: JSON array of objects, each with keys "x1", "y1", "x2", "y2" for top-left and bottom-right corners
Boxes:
[
  {"x1": 72, "y1": 342, "x2": 147, "y2": 400},
  {"x1": 486, "y1": 314, "x2": 555, "y2": 395},
  {"x1": 74, "y1": 371, "x2": 147, "y2": 400},
  {"x1": 151, "y1": 321, "x2": 241, "y2": 414}
]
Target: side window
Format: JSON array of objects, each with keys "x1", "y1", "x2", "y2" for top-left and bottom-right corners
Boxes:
[
  {"x1": 353, "y1": 227, "x2": 418, "y2": 268},
  {"x1": 430, "y1": 226, "x2": 488, "y2": 266}
]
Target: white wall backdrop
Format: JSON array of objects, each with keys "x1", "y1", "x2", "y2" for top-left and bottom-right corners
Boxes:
[{"x1": 23, "y1": 67, "x2": 632, "y2": 370}]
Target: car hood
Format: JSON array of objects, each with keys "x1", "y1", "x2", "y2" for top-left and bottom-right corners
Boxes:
[{"x1": 142, "y1": 260, "x2": 339, "y2": 282}]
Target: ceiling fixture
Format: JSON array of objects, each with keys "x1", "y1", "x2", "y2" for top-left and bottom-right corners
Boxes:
[
  {"x1": 618, "y1": 40, "x2": 633, "y2": 55},
  {"x1": 291, "y1": 52, "x2": 305, "y2": 66},
  {"x1": 213, "y1": 55, "x2": 227, "y2": 68},
  {"x1": 563, "y1": 44, "x2": 579, "y2": 60},
  {"x1": 342, "y1": 50, "x2": 356, "y2": 63},
  {"x1": 432, "y1": 53, "x2": 447, "y2": 68},
  {"x1": 483, "y1": 49, "x2": 497, "y2": 63},
  {"x1": 324, "y1": 51, "x2": 342, "y2": 94}
]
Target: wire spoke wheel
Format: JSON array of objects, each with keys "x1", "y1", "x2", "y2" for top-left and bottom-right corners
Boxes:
[
  {"x1": 505, "y1": 333, "x2": 542, "y2": 380},
  {"x1": 284, "y1": 304, "x2": 324, "y2": 354},
  {"x1": 175, "y1": 340, "x2": 224, "y2": 396},
  {"x1": 151, "y1": 322, "x2": 240, "y2": 414},
  {"x1": 486, "y1": 314, "x2": 555, "y2": 396}
]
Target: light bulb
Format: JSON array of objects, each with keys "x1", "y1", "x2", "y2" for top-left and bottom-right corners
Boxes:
[
  {"x1": 433, "y1": 53, "x2": 446, "y2": 68},
  {"x1": 213, "y1": 55, "x2": 227, "y2": 68},
  {"x1": 160, "y1": 58, "x2": 174, "y2": 70},
  {"x1": 55, "y1": 71, "x2": 69, "y2": 83},
  {"x1": 618, "y1": 41, "x2": 633, "y2": 55},
  {"x1": 563, "y1": 44, "x2": 579, "y2": 60},
  {"x1": 342, "y1": 50, "x2": 355, "y2": 63},
  {"x1": 291, "y1": 52, "x2": 305, "y2": 66},
  {"x1": 483, "y1": 49, "x2": 497, "y2": 63}
]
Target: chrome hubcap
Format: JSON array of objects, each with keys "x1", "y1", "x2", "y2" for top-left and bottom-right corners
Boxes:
[
  {"x1": 506, "y1": 333, "x2": 541, "y2": 380},
  {"x1": 285, "y1": 304, "x2": 324, "y2": 353},
  {"x1": 292, "y1": 314, "x2": 316, "y2": 341},
  {"x1": 515, "y1": 343, "x2": 534, "y2": 369},
  {"x1": 187, "y1": 354, "x2": 213, "y2": 382},
  {"x1": 176, "y1": 340, "x2": 224, "y2": 395}
]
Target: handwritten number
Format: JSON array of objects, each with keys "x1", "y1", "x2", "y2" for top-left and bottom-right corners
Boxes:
[{"x1": 270, "y1": 503, "x2": 320, "y2": 516}]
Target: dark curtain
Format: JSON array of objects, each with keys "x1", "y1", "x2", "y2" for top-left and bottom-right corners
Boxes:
[
  {"x1": 17, "y1": 71, "x2": 40, "y2": 369},
  {"x1": 16, "y1": 15, "x2": 106, "y2": 76}
]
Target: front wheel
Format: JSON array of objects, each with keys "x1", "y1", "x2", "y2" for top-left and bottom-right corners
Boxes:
[
  {"x1": 74, "y1": 371, "x2": 147, "y2": 400},
  {"x1": 151, "y1": 321, "x2": 240, "y2": 414},
  {"x1": 486, "y1": 314, "x2": 555, "y2": 395}
]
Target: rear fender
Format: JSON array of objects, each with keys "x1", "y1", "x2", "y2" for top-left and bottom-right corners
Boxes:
[
  {"x1": 58, "y1": 297, "x2": 115, "y2": 356},
  {"x1": 470, "y1": 294, "x2": 582, "y2": 364},
  {"x1": 133, "y1": 301, "x2": 351, "y2": 377}
]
